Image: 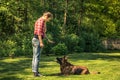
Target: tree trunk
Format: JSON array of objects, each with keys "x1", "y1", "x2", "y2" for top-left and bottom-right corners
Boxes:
[
  {"x1": 63, "y1": 0, "x2": 68, "y2": 34},
  {"x1": 77, "y1": 0, "x2": 84, "y2": 35}
]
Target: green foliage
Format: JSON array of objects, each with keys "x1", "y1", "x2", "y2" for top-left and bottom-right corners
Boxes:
[
  {"x1": 64, "y1": 34, "x2": 80, "y2": 52},
  {"x1": 13, "y1": 32, "x2": 33, "y2": 56},
  {"x1": 0, "y1": 0, "x2": 120, "y2": 57},
  {"x1": 76, "y1": 37, "x2": 85, "y2": 52},
  {"x1": 116, "y1": 20, "x2": 120, "y2": 38},
  {"x1": 82, "y1": 32, "x2": 104, "y2": 52},
  {"x1": 0, "y1": 40, "x2": 16, "y2": 57},
  {"x1": 51, "y1": 43, "x2": 68, "y2": 55},
  {"x1": 0, "y1": 7, "x2": 14, "y2": 38}
]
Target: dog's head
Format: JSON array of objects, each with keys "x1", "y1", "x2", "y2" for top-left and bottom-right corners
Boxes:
[{"x1": 56, "y1": 56, "x2": 68, "y2": 65}]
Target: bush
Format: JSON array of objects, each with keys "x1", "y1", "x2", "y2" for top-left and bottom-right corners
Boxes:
[
  {"x1": 64, "y1": 34, "x2": 80, "y2": 52},
  {"x1": 0, "y1": 40, "x2": 16, "y2": 58},
  {"x1": 82, "y1": 32, "x2": 104, "y2": 52},
  {"x1": 14, "y1": 32, "x2": 33, "y2": 56},
  {"x1": 74, "y1": 37, "x2": 85, "y2": 52},
  {"x1": 42, "y1": 39, "x2": 53, "y2": 55},
  {"x1": 51, "y1": 43, "x2": 68, "y2": 55}
]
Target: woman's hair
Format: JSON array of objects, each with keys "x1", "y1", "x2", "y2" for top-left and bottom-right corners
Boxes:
[{"x1": 43, "y1": 12, "x2": 53, "y2": 18}]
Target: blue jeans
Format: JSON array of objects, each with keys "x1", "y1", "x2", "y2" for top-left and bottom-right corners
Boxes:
[{"x1": 32, "y1": 38, "x2": 42, "y2": 73}]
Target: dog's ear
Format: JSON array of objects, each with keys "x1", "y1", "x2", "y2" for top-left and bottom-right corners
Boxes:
[{"x1": 63, "y1": 56, "x2": 68, "y2": 60}]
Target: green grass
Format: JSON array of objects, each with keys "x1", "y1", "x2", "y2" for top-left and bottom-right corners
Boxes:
[{"x1": 0, "y1": 53, "x2": 120, "y2": 80}]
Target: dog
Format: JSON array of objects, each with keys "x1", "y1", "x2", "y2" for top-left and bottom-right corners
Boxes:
[{"x1": 56, "y1": 56, "x2": 100, "y2": 75}]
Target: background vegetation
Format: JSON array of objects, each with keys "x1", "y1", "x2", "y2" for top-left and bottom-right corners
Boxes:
[{"x1": 0, "y1": 0, "x2": 120, "y2": 57}]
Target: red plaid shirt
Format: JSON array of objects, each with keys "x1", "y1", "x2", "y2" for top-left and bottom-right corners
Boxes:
[{"x1": 34, "y1": 17, "x2": 46, "y2": 38}]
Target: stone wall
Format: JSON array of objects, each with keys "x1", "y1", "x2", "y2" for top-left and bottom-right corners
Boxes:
[{"x1": 102, "y1": 39, "x2": 120, "y2": 50}]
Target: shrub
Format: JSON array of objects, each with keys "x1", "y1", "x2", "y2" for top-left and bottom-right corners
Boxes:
[
  {"x1": 51, "y1": 43, "x2": 68, "y2": 55},
  {"x1": 21, "y1": 36, "x2": 32, "y2": 56},
  {"x1": 76, "y1": 37, "x2": 85, "y2": 52},
  {"x1": 42, "y1": 39, "x2": 53, "y2": 55},
  {"x1": 82, "y1": 32, "x2": 104, "y2": 52},
  {"x1": 0, "y1": 40, "x2": 16, "y2": 58},
  {"x1": 64, "y1": 34, "x2": 80, "y2": 52},
  {"x1": 13, "y1": 32, "x2": 33, "y2": 57}
]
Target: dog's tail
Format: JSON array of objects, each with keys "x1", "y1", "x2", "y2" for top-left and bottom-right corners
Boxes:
[{"x1": 90, "y1": 71, "x2": 101, "y2": 74}]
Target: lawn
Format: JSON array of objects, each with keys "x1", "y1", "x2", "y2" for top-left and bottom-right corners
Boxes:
[{"x1": 0, "y1": 53, "x2": 120, "y2": 80}]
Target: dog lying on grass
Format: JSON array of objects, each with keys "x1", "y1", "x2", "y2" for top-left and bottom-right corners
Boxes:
[{"x1": 56, "y1": 56, "x2": 100, "y2": 75}]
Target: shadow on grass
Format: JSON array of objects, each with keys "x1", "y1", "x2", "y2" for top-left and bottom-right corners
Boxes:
[
  {"x1": 45, "y1": 73, "x2": 62, "y2": 76},
  {"x1": 0, "y1": 56, "x2": 60, "y2": 79},
  {"x1": 68, "y1": 53, "x2": 120, "y2": 61},
  {"x1": 0, "y1": 76, "x2": 22, "y2": 80},
  {"x1": 0, "y1": 58, "x2": 32, "y2": 80}
]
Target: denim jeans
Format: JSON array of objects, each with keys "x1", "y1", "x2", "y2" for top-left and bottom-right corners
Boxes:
[{"x1": 32, "y1": 38, "x2": 41, "y2": 73}]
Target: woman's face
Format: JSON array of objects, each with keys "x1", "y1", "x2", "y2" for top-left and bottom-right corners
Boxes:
[{"x1": 44, "y1": 16, "x2": 51, "y2": 22}]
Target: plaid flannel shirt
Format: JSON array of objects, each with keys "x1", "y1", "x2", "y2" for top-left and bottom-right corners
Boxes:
[{"x1": 34, "y1": 17, "x2": 46, "y2": 38}]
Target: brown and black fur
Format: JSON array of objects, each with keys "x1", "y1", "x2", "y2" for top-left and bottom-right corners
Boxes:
[{"x1": 56, "y1": 56, "x2": 100, "y2": 75}]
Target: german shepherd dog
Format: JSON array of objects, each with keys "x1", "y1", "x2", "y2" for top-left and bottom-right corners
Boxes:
[{"x1": 56, "y1": 56, "x2": 100, "y2": 75}]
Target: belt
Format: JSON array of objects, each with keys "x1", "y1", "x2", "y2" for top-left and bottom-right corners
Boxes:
[
  {"x1": 34, "y1": 34, "x2": 38, "y2": 39},
  {"x1": 34, "y1": 34, "x2": 44, "y2": 39}
]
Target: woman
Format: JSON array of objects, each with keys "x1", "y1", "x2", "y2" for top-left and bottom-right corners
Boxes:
[{"x1": 32, "y1": 12, "x2": 53, "y2": 77}]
